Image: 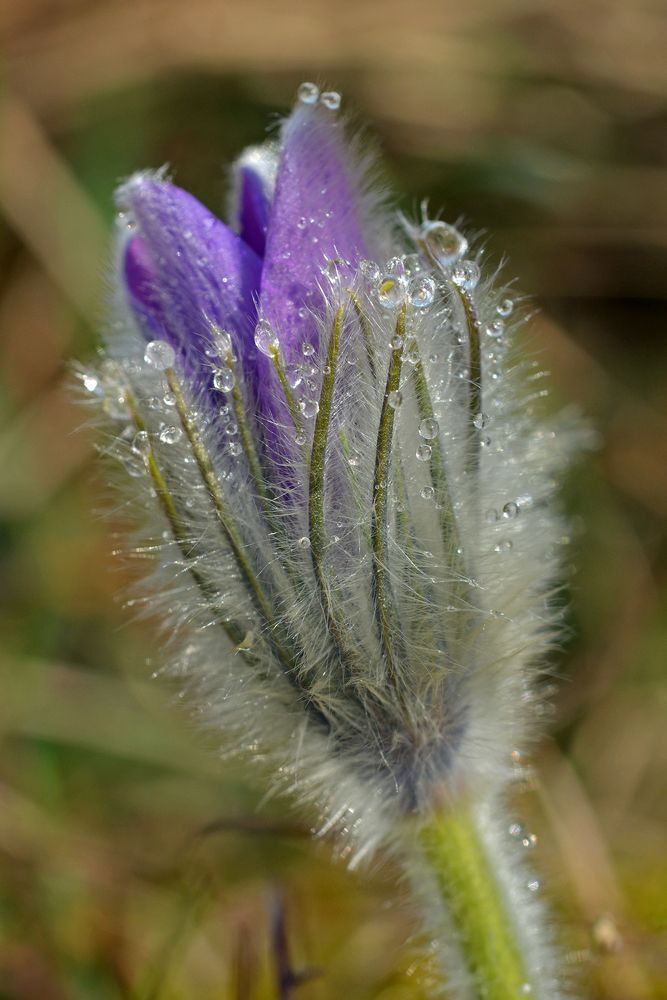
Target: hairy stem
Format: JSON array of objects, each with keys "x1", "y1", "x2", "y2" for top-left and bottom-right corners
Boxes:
[
  {"x1": 453, "y1": 285, "x2": 483, "y2": 473},
  {"x1": 371, "y1": 304, "x2": 408, "y2": 675},
  {"x1": 419, "y1": 803, "x2": 532, "y2": 1000}
]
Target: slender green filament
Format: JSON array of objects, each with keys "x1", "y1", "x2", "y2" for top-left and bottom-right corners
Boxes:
[
  {"x1": 420, "y1": 805, "x2": 530, "y2": 1000},
  {"x1": 164, "y1": 367, "x2": 288, "y2": 654},
  {"x1": 454, "y1": 285, "x2": 483, "y2": 472},
  {"x1": 371, "y1": 304, "x2": 408, "y2": 675},
  {"x1": 269, "y1": 344, "x2": 304, "y2": 441}
]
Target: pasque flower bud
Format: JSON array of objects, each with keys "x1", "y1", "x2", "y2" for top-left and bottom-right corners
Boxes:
[{"x1": 81, "y1": 83, "x2": 585, "y2": 1000}]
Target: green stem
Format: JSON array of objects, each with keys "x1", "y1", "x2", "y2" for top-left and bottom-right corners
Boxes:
[
  {"x1": 454, "y1": 285, "x2": 483, "y2": 474},
  {"x1": 371, "y1": 304, "x2": 407, "y2": 675},
  {"x1": 419, "y1": 804, "x2": 531, "y2": 1000}
]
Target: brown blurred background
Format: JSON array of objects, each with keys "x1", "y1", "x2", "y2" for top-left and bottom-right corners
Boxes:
[{"x1": 1, "y1": 1, "x2": 666, "y2": 998}]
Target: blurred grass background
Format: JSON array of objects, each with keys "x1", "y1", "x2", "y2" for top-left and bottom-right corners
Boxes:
[{"x1": 1, "y1": 1, "x2": 666, "y2": 997}]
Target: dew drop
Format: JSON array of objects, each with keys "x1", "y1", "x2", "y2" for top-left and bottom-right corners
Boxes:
[
  {"x1": 390, "y1": 334, "x2": 404, "y2": 350},
  {"x1": 132, "y1": 431, "x2": 150, "y2": 457},
  {"x1": 213, "y1": 367, "x2": 235, "y2": 392},
  {"x1": 254, "y1": 319, "x2": 279, "y2": 356},
  {"x1": 82, "y1": 373, "x2": 102, "y2": 395},
  {"x1": 208, "y1": 327, "x2": 232, "y2": 357},
  {"x1": 299, "y1": 399, "x2": 319, "y2": 418},
  {"x1": 451, "y1": 260, "x2": 481, "y2": 291},
  {"x1": 322, "y1": 256, "x2": 345, "y2": 283},
  {"x1": 285, "y1": 363, "x2": 302, "y2": 389},
  {"x1": 297, "y1": 216, "x2": 307, "y2": 230},
  {"x1": 403, "y1": 253, "x2": 422, "y2": 275},
  {"x1": 302, "y1": 342, "x2": 315, "y2": 357},
  {"x1": 297, "y1": 536, "x2": 311, "y2": 549},
  {"x1": 421, "y1": 221, "x2": 468, "y2": 268},
  {"x1": 494, "y1": 539, "x2": 513, "y2": 554},
  {"x1": 225, "y1": 422, "x2": 239, "y2": 436},
  {"x1": 359, "y1": 259, "x2": 380, "y2": 281},
  {"x1": 486, "y1": 318, "x2": 505, "y2": 339},
  {"x1": 416, "y1": 443, "x2": 432, "y2": 462},
  {"x1": 419, "y1": 417, "x2": 439, "y2": 440},
  {"x1": 502, "y1": 501, "x2": 520, "y2": 519},
  {"x1": 320, "y1": 90, "x2": 341, "y2": 111},
  {"x1": 420, "y1": 485, "x2": 435, "y2": 501},
  {"x1": 294, "y1": 427, "x2": 306, "y2": 446},
  {"x1": 228, "y1": 441, "x2": 242, "y2": 457},
  {"x1": 527, "y1": 879, "x2": 540, "y2": 893},
  {"x1": 409, "y1": 274, "x2": 436, "y2": 308},
  {"x1": 159, "y1": 424, "x2": 182, "y2": 445},
  {"x1": 497, "y1": 298, "x2": 514, "y2": 318},
  {"x1": 297, "y1": 81, "x2": 319, "y2": 105},
  {"x1": 473, "y1": 412, "x2": 489, "y2": 430},
  {"x1": 387, "y1": 390, "x2": 402, "y2": 409},
  {"x1": 144, "y1": 339, "x2": 175, "y2": 371},
  {"x1": 377, "y1": 274, "x2": 406, "y2": 309},
  {"x1": 163, "y1": 390, "x2": 176, "y2": 407}
]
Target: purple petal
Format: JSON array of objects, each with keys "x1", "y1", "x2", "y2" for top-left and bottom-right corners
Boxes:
[
  {"x1": 118, "y1": 173, "x2": 262, "y2": 382},
  {"x1": 230, "y1": 145, "x2": 278, "y2": 258},
  {"x1": 259, "y1": 104, "x2": 372, "y2": 359}
]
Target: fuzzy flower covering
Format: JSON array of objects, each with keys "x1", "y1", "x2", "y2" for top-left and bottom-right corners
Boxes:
[{"x1": 82, "y1": 82, "x2": 584, "y2": 996}]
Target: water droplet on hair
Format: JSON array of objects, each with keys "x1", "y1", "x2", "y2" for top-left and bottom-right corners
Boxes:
[
  {"x1": 419, "y1": 417, "x2": 439, "y2": 440},
  {"x1": 299, "y1": 399, "x2": 319, "y2": 418},
  {"x1": 297, "y1": 536, "x2": 311, "y2": 549},
  {"x1": 322, "y1": 256, "x2": 345, "y2": 284},
  {"x1": 159, "y1": 424, "x2": 182, "y2": 445},
  {"x1": 297, "y1": 217, "x2": 307, "y2": 230},
  {"x1": 502, "y1": 501, "x2": 520, "y2": 519},
  {"x1": 387, "y1": 390, "x2": 402, "y2": 409},
  {"x1": 254, "y1": 319, "x2": 279, "y2": 356},
  {"x1": 132, "y1": 431, "x2": 150, "y2": 457},
  {"x1": 451, "y1": 260, "x2": 480, "y2": 291},
  {"x1": 320, "y1": 90, "x2": 341, "y2": 111},
  {"x1": 420, "y1": 485, "x2": 435, "y2": 501},
  {"x1": 494, "y1": 539, "x2": 513, "y2": 553},
  {"x1": 163, "y1": 390, "x2": 176, "y2": 407},
  {"x1": 144, "y1": 339, "x2": 175, "y2": 371},
  {"x1": 225, "y1": 422, "x2": 239, "y2": 436},
  {"x1": 285, "y1": 363, "x2": 302, "y2": 389},
  {"x1": 294, "y1": 427, "x2": 306, "y2": 446},
  {"x1": 390, "y1": 334, "x2": 404, "y2": 350},
  {"x1": 359, "y1": 259, "x2": 380, "y2": 281},
  {"x1": 527, "y1": 879, "x2": 540, "y2": 893},
  {"x1": 416, "y1": 443, "x2": 432, "y2": 462},
  {"x1": 377, "y1": 274, "x2": 406, "y2": 309},
  {"x1": 403, "y1": 253, "x2": 422, "y2": 275},
  {"x1": 473, "y1": 412, "x2": 489, "y2": 430},
  {"x1": 302, "y1": 342, "x2": 315, "y2": 357},
  {"x1": 82, "y1": 373, "x2": 102, "y2": 395},
  {"x1": 208, "y1": 327, "x2": 233, "y2": 357},
  {"x1": 297, "y1": 81, "x2": 319, "y2": 105},
  {"x1": 497, "y1": 298, "x2": 514, "y2": 318},
  {"x1": 409, "y1": 274, "x2": 436, "y2": 308},
  {"x1": 486, "y1": 318, "x2": 505, "y2": 339},
  {"x1": 229, "y1": 441, "x2": 242, "y2": 457},
  {"x1": 213, "y1": 367, "x2": 235, "y2": 392},
  {"x1": 421, "y1": 221, "x2": 468, "y2": 267}
]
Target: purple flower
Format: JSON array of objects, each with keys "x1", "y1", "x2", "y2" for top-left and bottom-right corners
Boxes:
[{"x1": 84, "y1": 83, "x2": 586, "y2": 999}]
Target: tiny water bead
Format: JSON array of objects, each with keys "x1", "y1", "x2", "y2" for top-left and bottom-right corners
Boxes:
[
  {"x1": 297, "y1": 81, "x2": 319, "y2": 105},
  {"x1": 285, "y1": 363, "x2": 303, "y2": 389},
  {"x1": 320, "y1": 90, "x2": 342, "y2": 111},
  {"x1": 497, "y1": 298, "x2": 514, "y2": 318},
  {"x1": 228, "y1": 441, "x2": 242, "y2": 457},
  {"x1": 420, "y1": 485, "x2": 435, "y2": 501},
  {"x1": 486, "y1": 318, "x2": 505, "y2": 339},
  {"x1": 390, "y1": 334, "x2": 405, "y2": 350},
  {"x1": 299, "y1": 398, "x2": 319, "y2": 418},
  {"x1": 494, "y1": 539, "x2": 513, "y2": 554},
  {"x1": 144, "y1": 339, "x2": 175, "y2": 371},
  {"x1": 132, "y1": 430, "x2": 151, "y2": 457},
  {"x1": 416, "y1": 444, "x2": 432, "y2": 462},
  {"x1": 302, "y1": 342, "x2": 315, "y2": 357},
  {"x1": 297, "y1": 536, "x2": 311, "y2": 549},
  {"x1": 321, "y1": 256, "x2": 346, "y2": 283},
  {"x1": 377, "y1": 274, "x2": 406, "y2": 309},
  {"x1": 159, "y1": 424, "x2": 182, "y2": 445},
  {"x1": 213, "y1": 367, "x2": 235, "y2": 392},
  {"x1": 82, "y1": 373, "x2": 102, "y2": 395},
  {"x1": 254, "y1": 319, "x2": 279, "y2": 356},
  {"x1": 419, "y1": 417, "x2": 439, "y2": 440},
  {"x1": 420, "y1": 220, "x2": 468, "y2": 268},
  {"x1": 359, "y1": 259, "x2": 380, "y2": 281},
  {"x1": 207, "y1": 327, "x2": 233, "y2": 358},
  {"x1": 451, "y1": 260, "x2": 481, "y2": 292},
  {"x1": 473, "y1": 412, "x2": 489, "y2": 430},
  {"x1": 387, "y1": 390, "x2": 402, "y2": 409},
  {"x1": 502, "y1": 501, "x2": 520, "y2": 519},
  {"x1": 409, "y1": 274, "x2": 436, "y2": 308}
]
